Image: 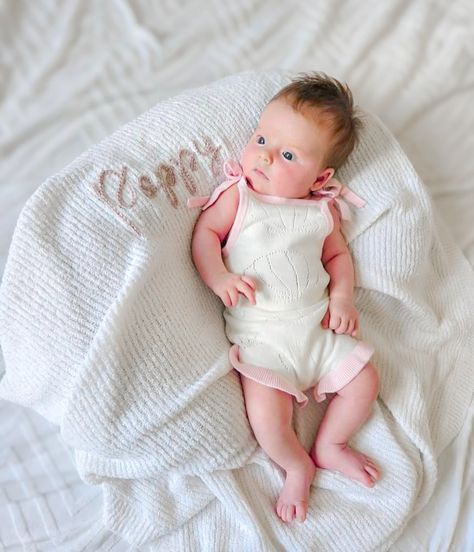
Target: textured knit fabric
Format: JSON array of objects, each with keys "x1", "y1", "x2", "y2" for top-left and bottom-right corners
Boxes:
[
  {"x1": 1, "y1": 71, "x2": 474, "y2": 551},
  {"x1": 209, "y1": 173, "x2": 374, "y2": 405}
]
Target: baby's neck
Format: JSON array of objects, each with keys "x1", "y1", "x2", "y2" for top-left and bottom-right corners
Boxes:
[{"x1": 244, "y1": 177, "x2": 313, "y2": 200}]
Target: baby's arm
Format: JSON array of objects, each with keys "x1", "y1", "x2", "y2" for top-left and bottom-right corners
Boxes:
[
  {"x1": 191, "y1": 186, "x2": 256, "y2": 307},
  {"x1": 321, "y1": 201, "x2": 359, "y2": 336}
]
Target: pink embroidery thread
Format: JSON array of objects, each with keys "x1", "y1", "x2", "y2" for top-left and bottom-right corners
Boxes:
[
  {"x1": 178, "y1": 148, "x2": 198, "y2": 193},
  {"x1": 193, "y1": 136, "x2": 223, "y2": 178},
  {"x1": 91, "y1": 137, "x2": 224, "y2": 233},
  {"x1": 139, "y1": 175, "x2": 158, "y2": 198},
  {"x1": 155, "y1": 163, "x2": 178, "y2": 209},
  {"x1": 93, "y1": 168, "x2": 143, "y2": 237}
]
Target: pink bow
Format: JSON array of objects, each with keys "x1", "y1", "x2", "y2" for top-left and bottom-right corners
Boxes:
[
  {"x1": 186, "y1": 160, "x2": 244, "y2": 209},
  {"x1": 223, "y1": 159, "x2": 243, "y2": 180},
  {"x1": 312, "y1": 178, "x2": 366, "y2": 221}
]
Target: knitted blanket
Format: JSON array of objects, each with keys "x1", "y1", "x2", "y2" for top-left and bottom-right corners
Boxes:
[{"x1": 1, "y1": 71, "x2": 473, "y2": 551}]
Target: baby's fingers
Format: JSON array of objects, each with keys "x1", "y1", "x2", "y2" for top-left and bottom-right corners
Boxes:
[
  {"x1": 227, "y1": 287, "x2": 239, "y2": 307},
  {"x1": 221, "y1": 291, "x2": 232, "y2": 308},
  {"x1": 352, "y1": 317, "x2": 359, "y2": 337},
  {"x1": 241, "y1": 276, "x2": 256, "y2": 289},
  {"x1": 335, "y1": 317, "x2": 350, "y2": 334},
  {"x1": 321, "y1": 309, "x2": 330, "y2": 329},
  {"x1": 236, "y1": 279, "x2": 256, "y2": 305},
  {"x1": 329, "y1": 314, "x2": 341, "y2": 331}
]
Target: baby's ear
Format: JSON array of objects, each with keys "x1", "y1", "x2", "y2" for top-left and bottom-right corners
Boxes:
[{"x1": 312, "y1": 168, "x2": 335, "y2": 190}]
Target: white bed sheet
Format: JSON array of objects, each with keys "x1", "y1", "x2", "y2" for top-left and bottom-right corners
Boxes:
[{"x1": 1, "y1": 1, "x2": 472, "y2": 550}]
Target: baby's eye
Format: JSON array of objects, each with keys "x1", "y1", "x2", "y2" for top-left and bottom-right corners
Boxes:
[
  {"x1": 282, "y1": 151, "x2": 294, "y2": 161},
  {"x1": 256, "y1": 135, "x2": 265, "y2": 145}
]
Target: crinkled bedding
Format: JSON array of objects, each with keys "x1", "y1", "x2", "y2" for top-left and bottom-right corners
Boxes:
[{"x1": 0, "y1": 2, "x2": 473, "y2": 551}]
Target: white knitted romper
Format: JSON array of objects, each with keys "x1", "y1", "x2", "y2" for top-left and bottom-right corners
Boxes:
[{"x1": 190, "y1": 162, "x2": 374, "y2": 407}]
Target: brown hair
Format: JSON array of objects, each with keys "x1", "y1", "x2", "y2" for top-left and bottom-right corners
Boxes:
[{"x1": 271, "y1": 72, "x2": 362, "y2": 169}]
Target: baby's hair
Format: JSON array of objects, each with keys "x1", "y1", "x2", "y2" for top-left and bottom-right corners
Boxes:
[{"x1": 271, "y1": 72, "x2": 362, "y2": 169}]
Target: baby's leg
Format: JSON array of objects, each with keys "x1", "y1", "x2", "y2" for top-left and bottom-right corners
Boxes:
[
  {"x1": 240, "y1": 375, "x2": 316, "y2": 523},
  {"x1": 311, "y1": 362, "x2": 380, "y2": 487}
]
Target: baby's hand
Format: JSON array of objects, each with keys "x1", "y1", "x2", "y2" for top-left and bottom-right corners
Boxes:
[
  {"x1": 321, "y1": 297, "x2": 359, "y2": 337},
  {"x1": 210, "y1": 272, "x2": 256, "y2": 308}
]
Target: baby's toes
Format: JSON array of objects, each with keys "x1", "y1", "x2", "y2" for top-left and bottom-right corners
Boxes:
[
  {"x1": 276, "y1": 500, "x2": 287, "y2": 520},
  {"x1": 295, "y1": 501, "x2": 307, "y2": 522},
  {"x1": 276, "y1": 501, "x2": 282, "y2": 519},
  {"x1": 358, "y1": 469, "x2": 375, "y2": 487},
  {"x1": 285, "y1": 504, "x2": 296, "y2": 522},
  {"x1": 364, "y1": 462, "x2": 380, "y2": 482},
  {"x1": 276, "y1": 500, "x2": 285, "y2": 521}
]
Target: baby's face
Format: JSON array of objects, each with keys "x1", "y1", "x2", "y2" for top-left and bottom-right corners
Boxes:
[{"x1": 240, "y1": 99, "x2": 335, "y2": 199}]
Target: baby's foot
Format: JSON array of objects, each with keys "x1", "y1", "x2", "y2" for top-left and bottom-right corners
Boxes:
[
  {"x1": 311, "y1": 442, "x2": 380, "y2": 487},
  {"x1": 276, "y1": 456, "x2": 316, "y2": 523}
]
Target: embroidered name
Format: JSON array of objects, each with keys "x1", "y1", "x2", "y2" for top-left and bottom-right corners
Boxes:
[{"x1": 91, "y1": 137, "x2": 223, "y2": 236}]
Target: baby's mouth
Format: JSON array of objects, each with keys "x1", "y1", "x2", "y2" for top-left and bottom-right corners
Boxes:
[{"x1": 254, "y1": 168, "x2": 269, "y2": 180}]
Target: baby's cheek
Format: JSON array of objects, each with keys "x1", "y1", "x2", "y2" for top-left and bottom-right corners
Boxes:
[
  {"x1": 277, "y1": 163, "x2": 297, "y2": 182},
  {"x1": 240, "y1": 145, "x2": 253, "y2": 174}
]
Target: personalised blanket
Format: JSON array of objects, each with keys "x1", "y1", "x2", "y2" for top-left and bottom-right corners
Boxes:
[{"x1": 1, "y1": 71, "x2": 473, "y2": 550}]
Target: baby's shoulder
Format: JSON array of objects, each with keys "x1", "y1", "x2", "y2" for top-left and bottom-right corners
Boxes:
[
  {"x1": 208, "y1": 181, "x2": 240, "y2": 214},
  {"x1": 196, "y1": 182, "x2": 240, "y2": 240}
]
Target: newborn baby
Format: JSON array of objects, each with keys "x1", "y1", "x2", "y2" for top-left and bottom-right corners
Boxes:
[{"x1": 191, "y1": 72, "x2": 380, "y2": 523}]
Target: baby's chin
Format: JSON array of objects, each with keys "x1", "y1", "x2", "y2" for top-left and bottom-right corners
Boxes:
[
  {"x1": 243, "y1": 169, "x2": 270, "y2": 193},
  {"x1": 244, "y1": 174, "x2": 265, "y2": 194}
]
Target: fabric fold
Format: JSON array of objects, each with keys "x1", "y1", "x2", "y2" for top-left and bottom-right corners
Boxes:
[{"x1": 1, "y1": 71, "x2": 473, "y2": 551}]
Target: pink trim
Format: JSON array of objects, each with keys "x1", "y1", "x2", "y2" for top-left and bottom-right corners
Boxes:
[
  {"x1": 190, "y1": 162, "x2": 365, "y2": 218},
  {"x1": 320, "y1": 199, "x2": 334, "y2": 235},
  {"x1": 223, "y1": 178, "x2": 327, "y2": 257},
  {"x1": 247, "y1": 186, "x2": 322, "y2": 207},
  {"x1": 200, "y1": 179, "x2": 238, "y2": 211},
  {"x1": 229, "y1": 345, "x2": 309, "y2": 407},
  {"x1": 187, "y1": 160, "x2": 243, "y2": 210},
  {"x1": 222, "y1": 180, "x2": 249, "y2": 257},
  {"x1": 223, "y1": 160, "x2": 244, "y2": 180},
  {"x1": 187, "y1": 196, "x2": 209, "y2": 209},
  {"x1": 247, "y1": 185, "x2": 360, "y2": 223},
  {"x1": 314, "y1": 341, "x2": 375, "y2": 402},
  {"x1": 312, "y1": 178, "x2": 366, "y2": 215},
  {"x1": 340, "y1": 185, "x2": 366, "y2": 208}
]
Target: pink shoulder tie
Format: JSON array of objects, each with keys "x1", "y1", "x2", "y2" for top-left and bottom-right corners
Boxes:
[
  {"x1": 312, "y1": 178, "x2": 366, "y2": 221},
  {"x1": 187, "y1": 160, "x2": 243, "y2": 210}
]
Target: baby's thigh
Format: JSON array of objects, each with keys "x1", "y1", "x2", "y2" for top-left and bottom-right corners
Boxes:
[{"x1": 240, "y1": 375, "x2": 294, "y2": 431}]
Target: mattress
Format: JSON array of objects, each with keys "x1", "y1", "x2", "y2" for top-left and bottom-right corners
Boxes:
[{"x1": 0, "y1": 1, "x2": 472, "y2": 550}]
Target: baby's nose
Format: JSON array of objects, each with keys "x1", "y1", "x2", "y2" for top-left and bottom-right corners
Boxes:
[{"x1": 260, "y1": 150, "x2": 272, "y2": 164}]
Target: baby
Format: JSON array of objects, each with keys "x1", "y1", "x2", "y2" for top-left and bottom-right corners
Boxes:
[{"x1": 190, "y1": 73, "x2": 380, "y2": 524}]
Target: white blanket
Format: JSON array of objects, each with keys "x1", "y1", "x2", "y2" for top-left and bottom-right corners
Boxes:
[{"x1": 1, "y1": 70, "x2": 473, "y2": 551}]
